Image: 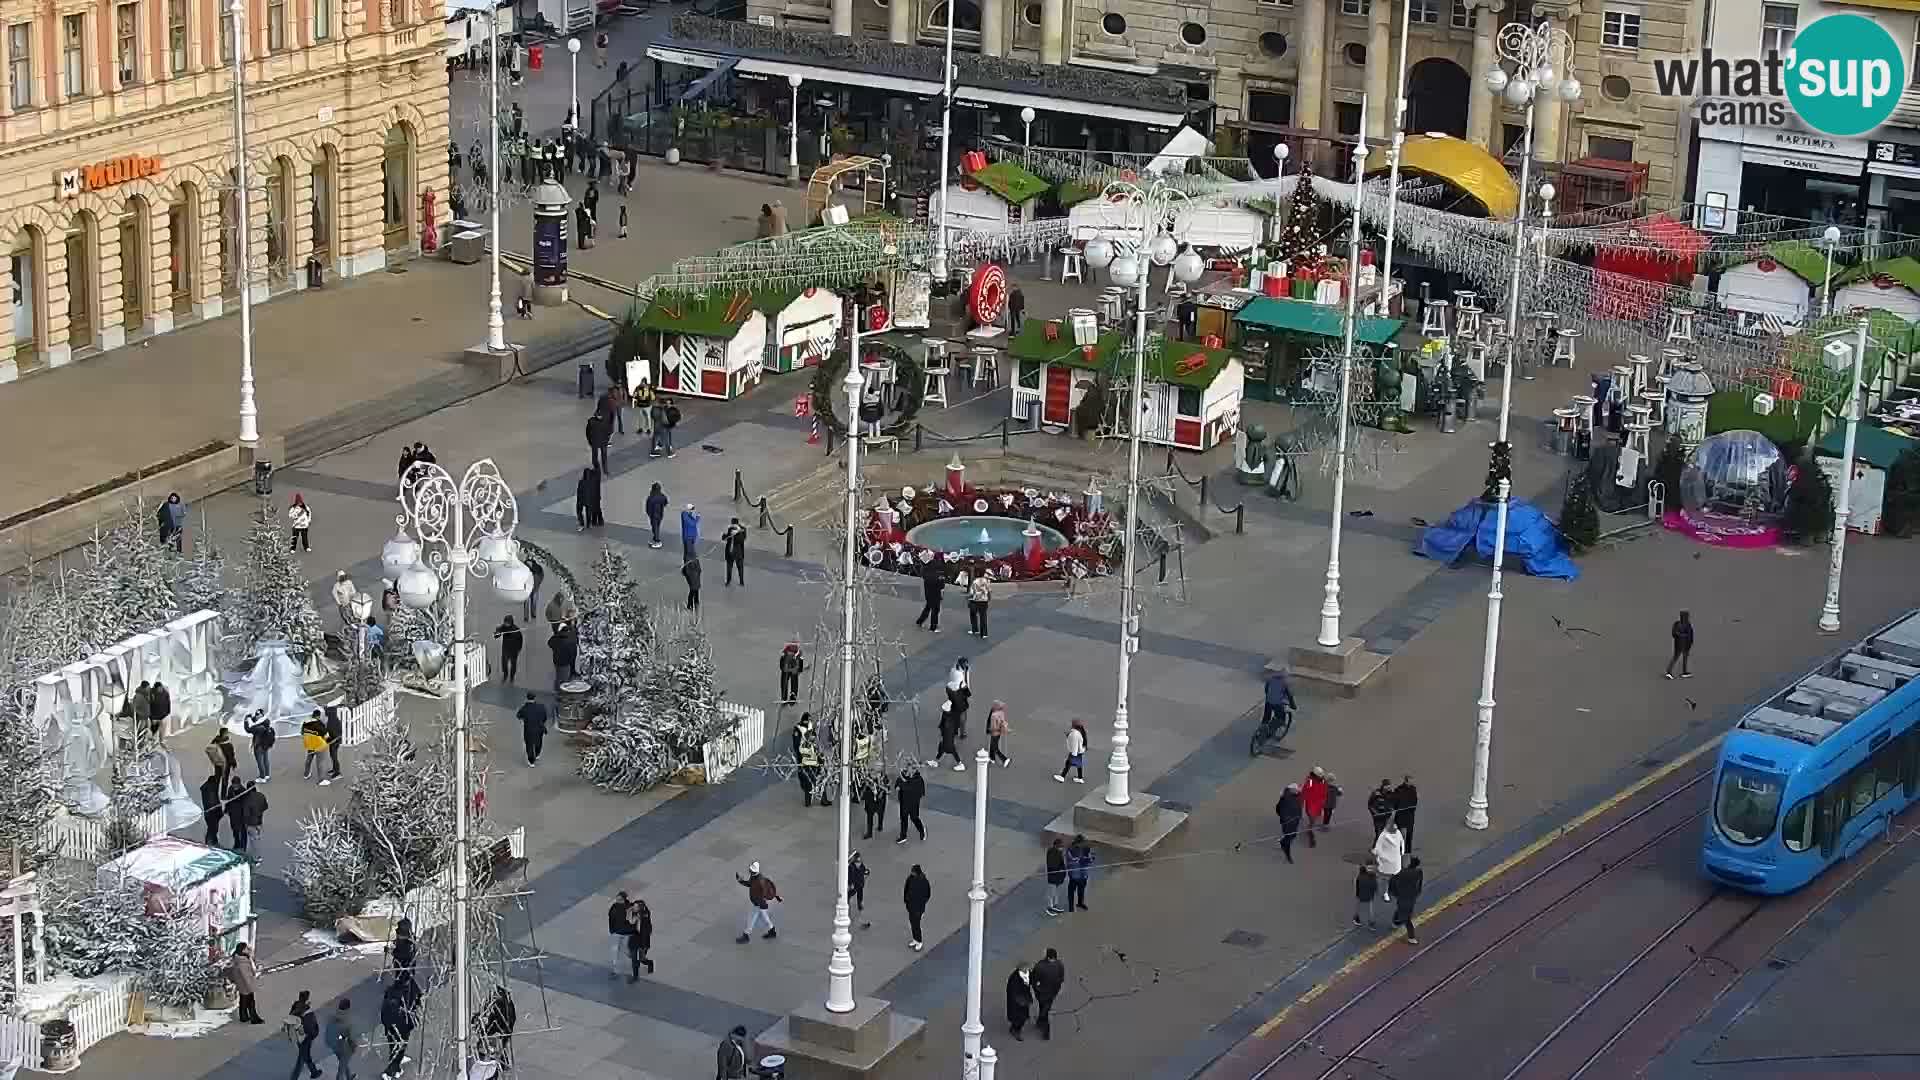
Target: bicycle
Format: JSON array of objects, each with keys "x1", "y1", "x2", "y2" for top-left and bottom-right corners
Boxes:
[{"x1": 1249, "y1": 703, "x2": 1294, "y2": 757}]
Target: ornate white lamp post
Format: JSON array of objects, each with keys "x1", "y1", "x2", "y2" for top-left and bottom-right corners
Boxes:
[
  {"x1": 566, "y1": 37, "x2": 582, "y2": 128},
  {"x1": 1819, "y1": 314, "x2": 1873, "y2": 633},
  {"x1": 1375, "y1": 0, "x2": 1415, "y2": 317},
  {"x1": 826, "y1": 329, "x2": 867, "y2": 1013},
  {"x1": 228, "y1": 0, "x2": 259, "y2": 461},
  {"x1": 483, "y1": 2, "x2": 506, "y2": 353},
  {"x1": 384, "y1": 461, "x2": 535, "y2": 1073},
  {"x1": 1316, "y1": 105, "x2": 1370, "y2": 648},
  {"x1": 1079, "y1": 183, "x2": 1207, "y2": 806},
  {"x1": 962, "y1": 746, "x2": 993, "y2": 1076},
  {"x1": 788, "y1": 74, "x2": 804, "y2": 185},
  {"x1": 1468, "y1": 17, "x2": 1579, "y2": 832}
]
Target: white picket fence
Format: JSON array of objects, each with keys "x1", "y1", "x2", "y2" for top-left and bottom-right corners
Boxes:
[
  {"x1": 0, "y1": 973, "x2": 136, "y2": 1073},
  {"x1": 701, "y1": 703, "x2": 766, "y2": 784},
  {"x1": 333, "y1": 686, "x2": 398, "y2": 748},
  {"x1": 41, "y1": 810, "x2": 171, "y2": 865}
]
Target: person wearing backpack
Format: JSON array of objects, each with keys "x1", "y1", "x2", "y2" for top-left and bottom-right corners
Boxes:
[
  {"x1": 244, "y1": 710, "x2": 276, "y2": 782},
  {"x1": 286, "y1": 991, "x2": 323, "y2": 1080},
  {"x1": 735, "y1": 861, "x2": 783, "y2": 943},
  {"x1": 301, "y1": 711, "x2": 330, "y2": 784}
]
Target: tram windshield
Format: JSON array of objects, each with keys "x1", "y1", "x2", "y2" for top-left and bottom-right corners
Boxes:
[{"x1": 1715, "y1": 765, "x2": 1784, "y2": 846}]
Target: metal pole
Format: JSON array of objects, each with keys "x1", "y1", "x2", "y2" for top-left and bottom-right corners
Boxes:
[
  {"x1": 788, "y1": 76, "x2": 802, "y2": 185},
  {"x1": 931, "y1": 0, "x2": 957, "y2": 282},
  {"x1": 569, "y1": 44, "x2": 579, "y2": 129},
  {"x1": 962, "y1": 746, "x2": 990, "y2": 1077},
  {"x1": 485, "y1": 3, "x2": 505, "y2": 352},
  {"x1": 827, "y1": 311, "x2": 865, "y2": 1014},
  {"x1": 1107, "y1": 215, "x2": 1151, "y2": 807},
  {"x1": 450, "y1": 506, "x2": 473, "y2": 1074},
  {"x1": 1317, "y1": 102, "x2": 1368, "y2": 648},
  {"x1": 1822, "y1": 241, "x2": 1835, "y2": 318},
  {"x1": 229, "y1": 0, "x2": 258, "y2": 457},
  {"x1": 1375, "y1": 0, "x2": 1414, "y2": 316},
  {"x1": 1819, "y1": 315, "x2": 1871, "y2": 633}
]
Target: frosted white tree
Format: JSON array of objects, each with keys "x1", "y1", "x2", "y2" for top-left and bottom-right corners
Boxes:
[
  {"x1": 230, "y1": 503, "x2": 325, "y2": 662},
  {"x1": 285, "y1": 806, "x2": 376, "y2": 923},
  {"x1": 579, "y1": 545, "x2": 653, "y2": 712},
  {"x1": 135, "y1": 897, "x2": 223, "y2": 1010},
  {"x1": 174, "y1": 521, "x2": 228, "y2": 617}
]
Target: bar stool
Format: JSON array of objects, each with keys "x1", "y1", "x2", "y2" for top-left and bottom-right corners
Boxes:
[
  {"x1": 971, "y1": 346, "x2": 1000, "y2": 388},
  {"x1": 1553, "y1": 328, "x2": 1582, "y2": 369},
  {"x1": 1641, "y1": 389, "x2": 1666, "y2": 428},
  {"x1": 1454, "y1": 289, "x2": 1478, "y2": 311},
  {"x1": 1464, "y1": 340, "x2": 1490, "y2": 383},
  {"x1": 1666, "y1": 306, "x2": 1697, "y2": 344},
  {"x1": 1659, "y1": 347, "x2": 1686, "y2": 380},
  {"x1": 1455, "y1": 303, "x2": 1483, "y2": 343},
  {"x1": 1099, "y1": 288, "x2": 1125, "y2": 326},
  {"x1": 922, "y1": 347, "x2": 952, "y2": 408},
  {"x1": 1611, "y1": 363, "x2": 1635, "y2": 404},
  {"x1": 1624, "y1": 419, "x2": 1654, "y2": 459},
  {"x1": 1060, "y1": 244, "x2": 1085, "y2": 285},
  {"x1": 1524, "y1": 310, "x2": 1556, "y2": 380},
  {"x1": 1628, "y1": 353, "x2": 1653, "y2": 399},
  {"x1": 1552, "y1": 407, "x2": 1580, "y2": 455},
  {"x1": 1421, "y1": 298, "x2": 1451, "y2": 338},
  {"x1": 1570, "y1": 395, "x2": 1598, "y2": 460}
]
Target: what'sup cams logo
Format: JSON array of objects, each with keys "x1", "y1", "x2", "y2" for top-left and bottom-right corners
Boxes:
[{"x1": 1653, "y1": 13, "x2": 1906, "y2": 137}]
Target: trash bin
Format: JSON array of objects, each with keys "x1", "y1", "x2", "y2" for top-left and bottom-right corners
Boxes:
[
  {"x1": 577, "y1": 362, "x2": 595, "y2": 399},
  {"x1": 305, "y1": 256, "x2": 325, "y2": 288},
  {"x1": 751, "y1": 1055, "x2": 787, "y2": 1080},
  {"x1": 253, "y1": 460, "x2": 274, "y2": 495}
]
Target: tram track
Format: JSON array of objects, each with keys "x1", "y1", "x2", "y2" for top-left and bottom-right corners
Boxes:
[{"x1": 1245, "y1": 764, "x2": 1715, "y2": 1080}]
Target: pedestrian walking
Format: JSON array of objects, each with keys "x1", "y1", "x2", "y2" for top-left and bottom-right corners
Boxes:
[
  {"x1": 599, "y1": 382, "x2": 628, "y2": 436},
  {"x1": 130, "y1": 681, "x2": 152, "y2": 732},
  {"x1": 288, "y1": 991, "x2": 323, "y2": 1080},
  {"x1": 986, "y1": 700, "x2": 1011, "y2": 766},
  {"x1": 683, "y1": 556, "x2": 703, "y2": 613},
  {"x1": 594, "y1": 30, "x2": 607, "y2": 67},
  {"x1": 632, "y1": 380, "x2": 655, "y2": 436},
  {"x1": 1054, "y1": 719, "x2": 1088, "y2": 783},
  {"x1": 625, "y1": 896, "x2": 654, "y2": 980},
  {"x1": 660, "y1": 397, "x2": 682, "y2": 457},
  {"x1": 778, "y1": 643, "x2": 804, "y2": 705},
  {"x1": 1008, "y1": 284, "x2": 1026, "y2": 333},
  {"x1": 363, "y1": 615, "x2": 384, "y2": 659},
  {"x1": 549, "y1": 621, "x2": 578, "y2": 687},
  {"x1": 244, "y1": 710, "x2": 275, "y2": 782},
  {"x1": 680, "y1": 504, "x2": 701, "y2": 562},
  {"x1": 1321, "y1": 769, "x2": 1344, "y2": 829},
  {"x1": 1005, "y1": 966, "x2": 1033, "y2": 1041},
  {"x1": 649, "y1": 398, "x2": 670, "y2": 457},
  {"x1": 1275, "y1": 782, "x2": 1304, "y2": 863},
  {"x1": 332, "y1": 571, "x2": 358, "y2": 631},
  {"x1": 930, "y1": 701, "x2": 964, "y2": 771},
  {"x1": 860, "y1": 776, "x2": 887, "y2": 839},
  {"x1": 388, "y1": 919, "x2": 417, "y2": 984},
  {"x1": 1043, "y1": 838, "x2": 1068, "y2": 915},
  {"x1": 325, "y1": 999, "x2": 358, "y2": 1080},
  {"x1": 324, "y1": 706, "x2": 344, "y2": 784},
  {"x1": 1392, "y1": 774, "x2": 1418, "y2": 853},
  {"x1": 722, "y1": 518, "x2": 747, "y2": 586},
  {"x1": 1353, "y1": 860, "x2": 1381, "y2": 929},
  {"x1": 1390, "y1": 856, "x2": 1424, "y2": 944},
  {"x1": 232, "y1": 780, "x2": 266, "y2": 853},
  {"x1": 301, "y1": 711, "x2": 329, "y2": 783},
  {"x1": 476, "y1": 987, "x2": 516, "y2": 1067},
  {"x1": 946, "y1": 658, "x2": 972, "y2": 738},
  {"x1": 157, "y1": 492, "x2": 188, "y2": 551},
  {"x1": 497, "y1": 616, "x2": 523, "y2": 683},
  {"x1": 229, "y1": 943, "x2": 263, "y2": 1022},
  {"x1": 717, "y1": 1026, "x2": 750, "y2": 1080},
  {"x1": 524, "y1": 558, "x2": 544, "y2": 622},
  {"x1": 1367, "y1": 778, "x2": 1394, "y2": 839},
  {"x1": 1372, "y1": 818, "x2": 1405, "y2": 896},
  {"x1": 207, "y1": 727, "x2": 237, "y2": 788},
  {"x1": 287, "y1": 494, "x2": 313, "y2": 552},
  {"x1": 895, "y1": 765, "x2": 926, "y2": 843},
  {"x1": 1065, "y1": 834, "x2": 1094, "y2": 911},
  {"x1": 967, "y1": 572, "x2": 992, "y2": 637},
  {"x1": 1030, "y1": 948, "x2": 1065, "y2": 1040},
  {"x1": 1666, "y1": 610, "x2": 1695, "y2": 679},
  {"x1": 575, "y1": 467, "x2": 604, "y2": 530},
  {"x1": 150, "y1": 681, "x2": 172, "y2": 729},
  {"x1": 914, "y1": 559, "x2": 945, "y2": 632},
  {"x1": 791, "y1": 712, "x2": 823, "y2": 807},
  {"x1": 583, "y1": 178, "x2": 601, "y2": 218},
  {"x1": 735, "y1": 861, "x2": 782, "y2": 942},
  {"x1": 848, "y1": 852, "x2": 869, "y2": 913},
  {"x1": 903, "y1": 865, "x2": 931, "y2": 950},
  {"x1": 585, "y1": 413, "x2": 613, "y2": 475},
  {"x1": 645, "y1": 483, "x2": 668, "y2": 548},
  {"x1": 607, "y1": 891, "x2": 634, "y2": 975},
  {"x1": 517, "y1": 692, "x2": 548, "y2": 767},
  {"x1": 379, "y1": 979, "x2": 416, "y2": 1080},
  {"x1": 1300, "y1": 767, "x2": 1330, "y2": 847}
]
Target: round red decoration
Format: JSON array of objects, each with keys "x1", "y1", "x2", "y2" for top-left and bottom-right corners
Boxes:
[
  {"x1": 1757, "y1": 257, "x2": 1777, "y2": 272},
  {"x1": 1874, "y1": 274, "x2": 1896, "y2": 289},
  {"x1": 969, "y1": 263, "x2": 1009, "y2": 325},
  {"x1": 869, "y1": 305, "x2": 891, "y2": 331}
]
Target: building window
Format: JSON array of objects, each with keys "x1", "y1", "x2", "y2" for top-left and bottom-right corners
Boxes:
[
  {"x1": 1502, "y1": 123, "x2": 1525, "y2": 154},
  {"x1": 62, "y1": 14, "x2": 85, "y2": 97},
  {"x1": 1180, "y1": 21, "x2": 1206, "y2": 45},
  {"x1": 1761, "y1": 4, "x2": 1796, "y2": 57},
  {"x1": 1021, "y1": 2, "x2": 1039, "y2": 25},
  {"x1": 1101, "y1": 12, "x2": 1126, "y2": 35},
  {"x1": 1340, "y1": 0, "x2": 1370, "y2": 15},
  {"x1": 314, "y1": 0, "x2": 332, "y2": 39},
  {"x1": 1259, "y1": 0, "x2": 1294, "y2": 7},
  {"x1": 1588, "y1": 134, "x2": 1635, "y2": 161},
  {"x1": 1343, "y1": 42, "x2": 1367, "y2": 65},
  {"x1": 1335, "y1": 101, "x2": 1362, "y2": 134},
  {"x1": 1259, "y1": 31, "x2": 1288, "y2": 56},
  {"x1": 168, "y1": 0, "x2": 188, "y2": 73},
  {"x1": 1600, "y1": 73, "x2": 1632, "y2": 100},
  {"x1": 1410, "y1": 0, "x2": 1440, "y2": 24},
  {"x1": 267, "y1": 0, "x2": 285, "y2": 50},
  {"x1": 388, "y1": 0, "x2": 410, "y2": 26},
  {"x1": 6, "y1": 23, "x2": 30, "y2": 109},
  {"x1": 219, "y1": 4, "x2": 233, "y2": 63},
  {"x1": 116, "y1": 4, "x2": 139, "y2": 85},
  {"x1": 1450, "y1": 0, "x2": 1476, "y2": 28},
  {"x1": 1601, "y1": 8, "x2": 1641, "y2": 49}
]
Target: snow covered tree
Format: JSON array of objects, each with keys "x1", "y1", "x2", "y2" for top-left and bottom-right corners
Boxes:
[
  {"x1": 577, "y1": 699, "x2": 676, "y2": 793},
  {"x1": 231, "y1": 503, "x2": 324, "y2": 662},
  {"x1": 37, "y1": 866, "x2": 149, "y2": 978},
  {"x1": 385, "y1": 598, "x2": 448, "y2": 674},
  {"x1": 1560, "y1": 471, "x2": 1600, "y2": 551},
  {"x1": 135, "y1": 897, "x2": 222, "y2": 1009},
  {"x1": 286, "y1": 806, "x2": 376, "y2": 922},
  {"x1": 66, "y1": 536, "x2": 127, "y2": 658},
  {"x1": 578, "y1": 545, "x2": 653, "y2": 710},
  {"x1": 0, "y1": 577, "x2": 68, "y2": 873},
  {"x1": 108, "y1": 502, "x2": 182, "y2": 632},
  {"x1": 174, "y1": 523, "x2": 227, "y2": 616},
  {"x1": 1275, "y1": 155, "x2": 1322, "y2": 273},
  {"x1": 660, "y1": 628, "x2": 725, "y2": 755},
  {"x1": 347, "y1": 725, "x2": 455, "y2": 898}
]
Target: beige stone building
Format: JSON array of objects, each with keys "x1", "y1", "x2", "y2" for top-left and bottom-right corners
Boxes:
[
  {"x1": 1, "y1": 0, "x2": 449, "y2": 380},
  {"x1": 741, "y1": 0, "x2": 1702, "y2": 206}
]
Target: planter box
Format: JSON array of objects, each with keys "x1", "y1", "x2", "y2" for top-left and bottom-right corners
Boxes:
[
  {"x1": 698, "y1": 703, "x2": 766, "y2": 784},
  {"x1": 328, "y1": 686, "x2": 398, "y2": 748}
]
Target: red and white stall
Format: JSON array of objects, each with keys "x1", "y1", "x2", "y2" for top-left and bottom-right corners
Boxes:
[
  {"x1": 636, "y1": 290, "x2": 776, "y2": 400},
  {"x1": 767, "y1": 287, "x2": 842, "y2": 373},
  {"x1": 1006, "y1": 317, "x2": 1242, "y2": 451}
]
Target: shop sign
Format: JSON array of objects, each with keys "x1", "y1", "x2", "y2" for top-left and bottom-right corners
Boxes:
[
  {"x1": 1738, "y1": 127, "x2": 1870, "y2": 159},
  {"x1": 55, "y1": 155, "x2": 162, "y2": 198},
  {"x1": 1870, "y1": 141, "x2": 1920, "y2": 168}
]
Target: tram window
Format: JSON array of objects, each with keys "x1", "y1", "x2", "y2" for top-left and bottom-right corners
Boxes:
[
  {"x1": 1715, "y1": 766, "x2": 1783, "y2": 846},
  {"x1": 1874, "y1": 742, "x2": 1900, "y2": 800},
  {"x1": 1850, "y1": 767, "x2": 1877, "y2": 816},
  {"x1": 1781, "y1": 797, "x2": 1815, "y2": 852}
]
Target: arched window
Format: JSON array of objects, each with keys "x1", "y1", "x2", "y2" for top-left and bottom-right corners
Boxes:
[{"x1": 921, "y1": 0, "x2": 981, "y2": 45}]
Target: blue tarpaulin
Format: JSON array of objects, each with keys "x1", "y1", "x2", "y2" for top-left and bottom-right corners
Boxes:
[{"x1": 1414, "y1": 498, "x2": 1580, "y2": 580}]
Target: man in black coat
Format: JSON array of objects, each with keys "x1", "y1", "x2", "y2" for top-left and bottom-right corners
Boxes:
[
  {"x1": 1005, "y1": 966, "x2": 1033, "y2": 1040},
  {"x1": 722, "y1": 518, "x2": 748, "y2": 587},
  {"x1": 199, "y1": 774, "x2": 226, "y2": 846},
  {"x1": 585, "y1": 412, "x2": 612, "y2": 474},
  {"x1": 549, "y1": 622, "x2": 578, "y2": 688},
  {"x1": 1275, "y1": 783, "x2": 1304, "y2": 864},
  {"x1": 683, "y1": 557, "x2": 703, "y2": 613},
  {"x1": 913, "y1": 560, "x2": 945, "y2": 632},
  {"x1": 1030, "y1": 948, "x2": 1065, "y2": 1040},
  {"x1": 895, "y1": 767, "x2": 926, "y2": 843},
  {"x1": 1392, "y1": 775, "x2": 1419, "y2": 853},
  {"x1": 1390, "y1": 856, "x2": 1424, "y2": 944},
  {"x1": 323, "y1": 706, "x2": 344, "y2": 784},
  {"x1": 575, "y1": 467, "x2": 603, "y2": 530},
  {"x1": 1367, "y1": 779, "x2": 1395, "y2": 840},
  {"x1": 150, "y1": 682, "x2": 172, "y2": 727},
  {"x1": 232, "y1": 781, "x2": 267, "y2": 852},
  {"x1": 380, "y1": 980, "x2": 416, "y2": 1080},
  {"x1": 497, "y1": 616, "x2": 524, "y2": 684},
  {"x1": 903, "y1": 865, "x2": 931, "y2": 950},
  {"x1": 517, "y1": 692, "x2": 549, "y2": 767},
  {"x1": 860, "y1": 777, "x2": 887, "y2": 840}
]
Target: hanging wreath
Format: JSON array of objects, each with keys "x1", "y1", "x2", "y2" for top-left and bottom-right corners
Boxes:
[
  {"x1": 809, "y1": 336, "x2": 925, "y2": 439},
  {"x1": 969, "y1": 263, "x2": 1009, "y2": 325}
]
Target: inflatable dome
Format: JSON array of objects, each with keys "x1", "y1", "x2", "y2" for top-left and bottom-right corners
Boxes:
[{"x1": 1680, "y1": 430, "x2": 1788, "y2": 516}]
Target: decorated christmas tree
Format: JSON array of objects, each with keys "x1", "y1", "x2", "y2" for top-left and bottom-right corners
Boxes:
[
  {"x1": 577, "y1": 620, "x2": 729, "y2": 793},
  {"x1": 660, "y1": 629, "x2": 721, "y2": 749},
  {"x1": 135, "y1": 896, "x2": 224, "y2": 1009},
  {"x1": 174, "y1": 523, "x2": 227, "y2": 616},
  {"x1": 231, "y1": 503, "x2": 324, "y2": 662},
  {"x1": 108, "y1": 502, "x2": 182, "y2": 633},
  {"x1": 37, "y1": 867, "x2": 150, "y2": 979},
  {"x1": 578, "y1": 545, "x2": 653, "y2": 710},
  {"x1": 577, "y1": 698, "x2": 676, "y2": 793},
  {"x1": 1275, "y1": 155, "x2": 1323, "y2": 274},
  {"x1": 1560, "y1": 471, "x2": 1600, "y2": 551},
  {"x1": 285, "y1": 806, "x2": 377, "y2": 922},
  {"x1": 346, "y1": 725, "x2": 455, "y2": 897}
]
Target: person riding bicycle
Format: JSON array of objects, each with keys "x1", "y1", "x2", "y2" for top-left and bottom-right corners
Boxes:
[{"x1": 1262, "y1": 672, "x2": 1297, "y2": 733}]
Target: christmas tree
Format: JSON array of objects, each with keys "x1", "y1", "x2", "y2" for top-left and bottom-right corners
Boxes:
[
  {"x1": 101, "y1": 731, "x2": 169, "y2": 856},
  {"x1": 286, "y1": 806, "x2": 377, "y2": 922},
  {"x1": 1782, "y1": 453, "x2": 1836, "y2": 545},
  {"x1": 577, "y1": 698, "x2": 676, "y2": 793},
  {"x1": 346, "y1": 725, "x2": 455, "y2": 897},
  {"x1": 577, "y1": 620, "x2": 728, "y2": 793},
  {"x1": 67, "y1": 534, "x2": 128, "y2": 658},
  {"x1": 37, "y1": 866, "x2": 149, "y2": 979},
  {"x1": 578, "y1": 545, "x2": 653, "y2": 710},
  {"x1": 135, "y1": 896, "x2": 223, "y2": 1009},
  {"x1": 1560, "y1": 471, "x2": 1600, "y2": 551},
  {"x1": 231, "y1": 503, "x2": 325, "y2": 662},
  {"x1": 1275, "y1": 155, "x2": 1323, "y2": 273},
  {"x1": 109, "y1": 502, "x2": 182, "y2": 632},
  {"x1": 0, "y1": 575, "x2": 70, "y2": 872},
  {"x1": 174, "y1": 521, "x2": 227, "y2": 616},
  {"x1": 385, "y1": 598, "x2": 448, "y2": 674},
  {"x1": 661, "y1": 628, "x2": 724, "y2": 754}
]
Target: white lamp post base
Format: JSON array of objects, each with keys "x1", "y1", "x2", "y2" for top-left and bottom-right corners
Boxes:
[
  {"x1": 1044, "y1": 789, "x2": 1188, "y2": 859},
  {"x1": 756, "y1": 998, "x2": 926, "y2": 1078}
]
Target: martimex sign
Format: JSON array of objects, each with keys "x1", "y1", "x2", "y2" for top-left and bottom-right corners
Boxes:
[{"x1": 55, "y1": 155, "x2": 163, "y2": 198}]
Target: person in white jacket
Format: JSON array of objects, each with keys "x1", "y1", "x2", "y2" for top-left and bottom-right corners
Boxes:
[
  {"x1": 287, "y1": 493, "x2": 314, "y2": 552},
  {"x1": 1371, "y1": 818, "x2": 1406, "y2": 887},
  {"x1": 331, "y1": 571, "x2": 358, "y2": 631},
  {"x1": 1054, "y1": 720, "x2": 1089, "y2": 784}
]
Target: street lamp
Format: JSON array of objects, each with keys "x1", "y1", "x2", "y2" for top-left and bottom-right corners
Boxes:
[
  {"x1": 788, "y1": 74, "x2": 803, "y2": 185},
  {"x1": 961, "y1": 746, "x2": 993, "y2": 1078},
  {"x1": 826, "y1": 318, "x2": 867, "y2": 1014},
  {"x1": 1819, "y1": 314, "x2": 1873, "y2": 634},
  {"x1": 930, "y1": 0, "x2": 958, "y2": 283},
  {"x1": 483, "y1": 0, "x2": 506, "y2": 353},
  {"x1": 1080, "y1": 182, "x2": 1207, "y2": 806},
  {"x1": 1318, "y1": 112, "x2": 1370, "y2": 649},
  {"x1": 1821, "y1": 223, "x2": 1843, "y2": 316},
  {"x1": 566, "y1": 37, "x2": 582, "y2": 130},
  {"x1": 386, "y1": 460, "x2": 534, "y2": 1075},
  {"x1": 1020, "y1": 106, "x2": 1036, "y2": 153},
  {"x1": 1375, "y1": 0, "x2": 1415, "y2": 317},
  {"x1": 227, "y1": 0, "x2": 258, "y2": 463},
  {"x1": 1467, "y1": 17, "x2": 1579, "y2": 833}
]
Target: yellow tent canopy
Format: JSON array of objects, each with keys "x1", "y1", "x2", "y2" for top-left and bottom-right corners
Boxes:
[{"x1": 1365, "y1": 134, "x2": 1519, "y2": 220}]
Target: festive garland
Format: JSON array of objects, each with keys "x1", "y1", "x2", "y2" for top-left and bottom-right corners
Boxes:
[
  {"x1": 860, "y1": 485, "x2": 1119, "y2": 583},
  {"x1": 809, "y1": 337, "x2": 926, "y2": 439}
]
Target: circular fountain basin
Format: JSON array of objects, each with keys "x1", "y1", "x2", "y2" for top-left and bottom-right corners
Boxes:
[{"x1": 906, "y1": 516, "x2": 1068, "y2": 558}]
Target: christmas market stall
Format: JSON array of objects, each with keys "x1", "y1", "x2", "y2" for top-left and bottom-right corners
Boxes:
[
  {"x1": 98, "y1": 837, "x2": 256, "y2": 958},
  {"x1": 1813, "y1": 423, "x2": 1914, "y2": 534},
  {"x1": 631, "y1": 289, "x2": 789, "y2": 399},
  {"x1": 764, "y1": 286, "x2": 843, "y2": 373},
  {"x1": 1714, "y1": 243, "x2": 1822, "y2": 333},
  {"x1": 940, "y1": 156, "x2": 1051, "y2": 237},
  {"x1": 1590, "y1": 213, "x2": 1706, "y2": 320},
  {"x1": 1232, "y1": 296, "x2": 1405, "y2": 403},
  {"x1": 1005, "y1": 317, "x2": 1243, "y2": 450},
  {"x1": 1833, "y1": 257, "x2": 1920, "y2": 323}
]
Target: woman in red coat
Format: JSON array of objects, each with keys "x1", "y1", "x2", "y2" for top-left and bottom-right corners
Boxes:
[{"x1": 1300, "y1": 767, "x2": 1331, "y2": 848}]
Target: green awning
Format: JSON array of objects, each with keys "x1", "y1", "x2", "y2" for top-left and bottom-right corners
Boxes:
[
  {"x1": 971, "y1": 161, "x2": 1050, "y2": 205},
  {"x1": 635, "y1": 288, "x2": 803, "y2": 336},
  {"x1": 1815, "y1": 423, "x2": 1919, "y2": 471},
  {"x1": 1006, "y1": 320, "x2": 1236, "y2": 387},
  {"x1": 1234, "y1": 297, "x2": 1404, "y2": 345},
  {"x1": 1835, "y1": 255, "x2": 1920, "y2": 294}
]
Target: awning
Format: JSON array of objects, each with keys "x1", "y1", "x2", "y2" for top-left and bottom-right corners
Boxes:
[
  {"x1": 1235, "y1": 297, "x2": 1404, "y2": 344},
  {"x1": 1815, "y1": 423, "x2": 1917, "y2": 471},
  {"x1": 1366, "y1": 134, "x2": 1519, "y2": 219},
  {"x1": 1743, "y1": 145, "x2": 1864, "y2": 178},
  {"x1": 1869, "y1": 159, "x2": 1920, "y2": 181},
  {"x1": 644, "y1": 46, "x2": 1187, "y2": 127},
  {"x1": 676, "y1": 57, "x2": 739, "y2": 103}
]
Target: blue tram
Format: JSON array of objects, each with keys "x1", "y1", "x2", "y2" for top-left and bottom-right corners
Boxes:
[{"x1": 1702, "y1": 610, "x2": 1920, "y2": 895}]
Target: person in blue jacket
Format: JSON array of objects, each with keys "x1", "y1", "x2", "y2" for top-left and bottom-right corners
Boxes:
[{"x1": 680, "y1": 505, "x2": 701, "y2": 561}]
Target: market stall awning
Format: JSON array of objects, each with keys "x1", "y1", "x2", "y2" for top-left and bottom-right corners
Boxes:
[
  {"x1": 1641, "y1": 214, "x2": 1708, "y2": 260},
  {"x1": 1005, "y1": 322, "x2": 1234, "y2": 387},
  {"x1": 1235, "y1": 297, "x2": 1404, "y2": 345},
  {"x1": 1815, "y1": 423, "x2": 1917, "y2": 471},
  {"x1": 634, "y1": 288, "x2": 802, "y2": 335},
  {"x1": 970, "y1": 161, "x2": 1050, "y2": 205},
  {"x1": 1836, "y1": 255, "x2": 1920, "y2": 292},
  {"x1": 1366, "y1": 134, "x2": 1519, "y2": 219}
]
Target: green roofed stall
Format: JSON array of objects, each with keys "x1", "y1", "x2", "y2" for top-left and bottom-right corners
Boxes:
[{"x1": 1232, "y1": 296, "x2": 1406, "y2": 402}]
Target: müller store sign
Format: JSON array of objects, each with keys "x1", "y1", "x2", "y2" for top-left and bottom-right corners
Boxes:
[{"x1": 54, "y1": 155, "x2": 162, "y2": 198}]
